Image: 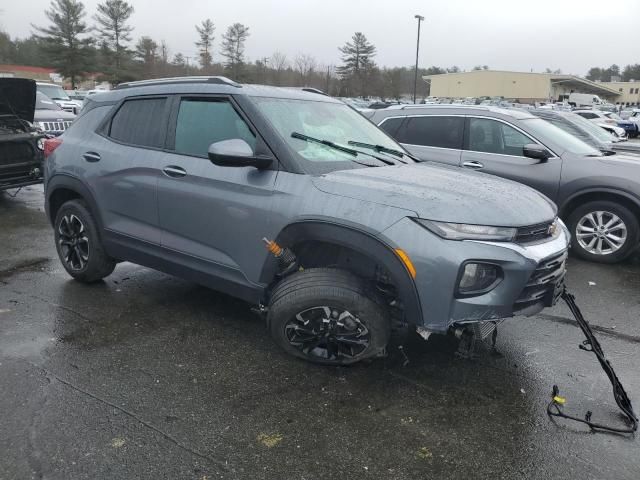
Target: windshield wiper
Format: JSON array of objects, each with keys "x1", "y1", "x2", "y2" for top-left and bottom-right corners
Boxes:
[
  {"x1": 347, "y1": 141, "x2": 408, "y2": 162},
  {"x1": 291, "y1": 132, "x2": 388, "y2": 167},
  {"x1": 292, "y1": 132, "x2": 358, "y2": 156}
]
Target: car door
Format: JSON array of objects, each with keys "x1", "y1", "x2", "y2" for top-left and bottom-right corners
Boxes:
[
  {"x1": 157, "y1": 95, "x2": 277, "y2": 284},
  {"x1": 460, "y1": 117, "x2": 562, "y2": 202},
  {"x1": 381, "y1": 115, "x2": 464, "y2": 166},
  {"x1": 89, "y1": 95, "x2": 170, "y2": 244}
]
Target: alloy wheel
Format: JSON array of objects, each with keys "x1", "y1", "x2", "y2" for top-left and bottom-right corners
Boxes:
[
  {"x1": 575, "y1": 210, "x2": 627, "y2": 256},
  {"x1": 58, "y1": 214, "x2": 90, "y2": 270},
  {"x1": 284, "y1": 306, "x2": 370, "y2": 361}
]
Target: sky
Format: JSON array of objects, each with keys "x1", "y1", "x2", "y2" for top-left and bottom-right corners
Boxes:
[{"x1": 1, "y1": 0, "x2": 638, "y2": 75}]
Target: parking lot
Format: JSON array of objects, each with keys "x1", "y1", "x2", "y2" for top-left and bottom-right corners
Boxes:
[{"x1": 0, "y1": 185, "x2": 638, "y2": 479}]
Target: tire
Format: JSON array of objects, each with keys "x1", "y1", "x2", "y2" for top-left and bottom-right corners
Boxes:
[
  {"x1": 267, "y1": 268, "x2": 390, "y2": 366},
  {"x1": 567, "y1": 200, "x2": 639, "y2": 264},
  {"x1": 54, "y1": 199, "x2": 116, "y2": 282}
]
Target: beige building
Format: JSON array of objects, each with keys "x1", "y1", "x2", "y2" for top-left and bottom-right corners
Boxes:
[
  {"x1": 600, "y1": 81, "x2": 640, "y2": 106},
  {"x1": 423, "y1": 70, "x2": 621, "y2": 104}
]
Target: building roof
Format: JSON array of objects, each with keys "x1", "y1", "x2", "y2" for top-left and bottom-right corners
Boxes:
[
  {"x1": 0, "y1": 64, "x2": 56, "y2": 74},
  {"x1": 423, "y1": 70, "x2": 621, "y2": 97}
]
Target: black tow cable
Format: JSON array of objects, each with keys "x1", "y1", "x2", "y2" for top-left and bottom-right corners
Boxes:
[{"x1": 547, "y1": 289, "x2": 638, "y2": 435}]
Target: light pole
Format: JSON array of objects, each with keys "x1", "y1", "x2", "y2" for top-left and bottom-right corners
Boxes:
[{"x1": 413, "y1": 14, "x2": 424, "y2": 104}]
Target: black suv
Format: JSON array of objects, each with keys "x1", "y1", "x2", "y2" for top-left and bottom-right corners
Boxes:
[{"x1": 0, "y1": 78, "x2": 45, "y2": 191}]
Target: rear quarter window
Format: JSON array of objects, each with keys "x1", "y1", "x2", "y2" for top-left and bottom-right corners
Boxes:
[
  {"x1": 378, "y1": 117, "x2": 404, "y2": 137},
  {"x1": 109, "y1": 97, "x2": 168, "y2": 148}
]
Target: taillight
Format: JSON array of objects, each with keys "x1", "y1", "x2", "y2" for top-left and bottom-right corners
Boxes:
[{"x1": 43, "y1": 137, "x2": 63, "y2": 159}]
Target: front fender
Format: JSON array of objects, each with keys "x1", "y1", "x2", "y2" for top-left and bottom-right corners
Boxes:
[{"x1": 259, "y1": 220, "x2": 423, "y2": 325}]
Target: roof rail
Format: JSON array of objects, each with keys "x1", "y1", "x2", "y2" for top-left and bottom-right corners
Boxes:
[{"x1": 115, "y1": 76, "x2": 241, "y2": 90}]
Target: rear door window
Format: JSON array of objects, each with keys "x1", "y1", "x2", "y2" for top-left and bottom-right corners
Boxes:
[
  {"x1": 173, "y1": 98, "x2": 256, "y2": 157},
  {"x1": 467, "y1": 118, "x2": 532, "y2": 156},
  {"x1": 396, "y1": 116, "x2": 464, "y2": 149},
  {"x1": 109, "y1": 97, "x2": 168, "y2": 148}
]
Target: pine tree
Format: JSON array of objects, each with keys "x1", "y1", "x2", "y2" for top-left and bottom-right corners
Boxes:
[
  {"x1": 336, "y1": 32, "x2": 376, "y2": 97},
  {"x1": 195, "y1": 19, "x2": 215, "y2": 69},
  {"x1": 135, "y1": 36, "x2": 158, "y2": 78},
  {"x1": 94, "y1": 0, "x2": 134, "y2": 84},
  {"x1": 221, "y1": 23, "x2": 249, "y2": 80},
  {"x1": 32, "y1": 0, "x2": 94, "y2": 88}
]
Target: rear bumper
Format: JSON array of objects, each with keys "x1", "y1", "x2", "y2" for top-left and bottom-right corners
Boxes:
[{"x1": 380, "y1": 218, "x2": 570, "y2": 332}]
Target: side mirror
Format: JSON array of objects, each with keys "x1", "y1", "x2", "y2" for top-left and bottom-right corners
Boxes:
[
  {"x1": 208, "y1": 139, "x2": 273, "y2": 169},
  {"x1": 523, "y1": 143, "x2": 552, "y2": 162}
]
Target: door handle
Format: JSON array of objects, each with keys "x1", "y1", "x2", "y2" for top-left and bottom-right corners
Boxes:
[
  {"x1": 162, "y1": 166, "x2": 187, "y2": 178},
  {"x1": 462, "y1": 160, "x2": 484, "y2": 169},
  {"x1": 82, "y1": 152, "x2": 101, "y2": 162}
]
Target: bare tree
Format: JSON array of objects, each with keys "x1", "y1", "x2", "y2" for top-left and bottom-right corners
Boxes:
[
  {"x1": 294, "y1": 53, "x2": 316, "y2": 86},
  {"x1": 270, "y1": 51, "x2": 288, "y2": 85}
]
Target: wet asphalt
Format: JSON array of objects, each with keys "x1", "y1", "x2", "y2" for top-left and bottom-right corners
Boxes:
[{"x1": 1, "y1": 185, "x2": 639, "y2": 480}]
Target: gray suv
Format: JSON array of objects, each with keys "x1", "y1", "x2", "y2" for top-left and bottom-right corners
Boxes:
[
  {"x1": 369, "y1": 105, "x2": 640, "y2": 263},
  {"x1": 44, "y1": 77, "x2": 569, "y2": 365}
]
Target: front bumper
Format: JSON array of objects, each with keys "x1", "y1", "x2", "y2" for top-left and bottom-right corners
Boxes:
[{"x1": 380, "y1": 218, "x2": 570, "y2": 332}]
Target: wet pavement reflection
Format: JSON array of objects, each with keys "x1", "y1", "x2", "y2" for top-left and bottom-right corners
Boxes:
[{"x1": 1, "y1": 186, "x2": 639, "y2": 479}]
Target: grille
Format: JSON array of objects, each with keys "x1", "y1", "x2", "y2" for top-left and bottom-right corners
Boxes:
[
  {"x1": 514, "y1": 250, "x2": 567, "y2": 310},
  {"x1": 38, "y1": 121, "x2": 73, "y2": 133},
  {"x1": 515, "y1": 221, "x2": 553, "y2": 244}
]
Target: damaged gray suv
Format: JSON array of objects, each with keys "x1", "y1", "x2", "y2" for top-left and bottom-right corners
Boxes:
[{"x1": 44, "y1": 77, "x2": 570, "y2": 365}]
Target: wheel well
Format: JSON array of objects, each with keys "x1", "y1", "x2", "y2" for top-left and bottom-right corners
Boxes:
[
  {"x1": 293, "y1": 240, "x2": 382, "y2": 280},
  {"x1": 48, "y1": 188, "x2": 82, "y2": 224},
  {"x1": 561, "y1": 192, "x2": 640, "y2": 221},
  {"x1": 290, "y1": 240, "x2": 405, "y2": 320}
]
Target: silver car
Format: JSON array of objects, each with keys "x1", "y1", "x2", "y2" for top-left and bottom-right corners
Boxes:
[
  {"x1": 44, "y1": 78, "x2": 569, "y2": 365},
  {"x1": 369, "y1": 105, "x2": 640, "y2": 263}
]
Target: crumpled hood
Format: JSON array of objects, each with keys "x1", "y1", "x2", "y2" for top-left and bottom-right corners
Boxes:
[
  {"x1": 0, "y1": 78, "x2": 36, "y2": 123},
  {"x1": 312, "y1": 162, "x2": 556, "y2": 227}
]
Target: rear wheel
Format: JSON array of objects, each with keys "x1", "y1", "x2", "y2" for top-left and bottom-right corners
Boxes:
[
  {"x1": 54, "y1": 199, "x2": 116, "y2": 282},
  {"x1": 567, "y1": 200, "x2": 639, "y2": 263},
  {"x1": 267, "y1": 268, "x2": 390, "y2": 365}
]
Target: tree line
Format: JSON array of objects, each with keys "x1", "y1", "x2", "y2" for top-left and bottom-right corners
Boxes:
[
  {"x1": 7, "y1": 0, "x2": 604, "y2": 100},
  {"x1": 586, "y1": 64, "x2": 640, "y2": 83}
]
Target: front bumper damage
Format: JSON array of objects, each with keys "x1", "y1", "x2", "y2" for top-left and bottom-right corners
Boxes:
[{"x1": 380, "y1": 218, "x2": 571, "y2": 333}]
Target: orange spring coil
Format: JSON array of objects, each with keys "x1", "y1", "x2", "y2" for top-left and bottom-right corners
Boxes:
[{"x1": 263, "y1": 238, "x2": 283, "y2": 256}]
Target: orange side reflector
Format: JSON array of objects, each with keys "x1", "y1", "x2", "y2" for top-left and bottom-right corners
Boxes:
[{"x1": 394, "y1": 249, "x2": 417, "y2": 279}]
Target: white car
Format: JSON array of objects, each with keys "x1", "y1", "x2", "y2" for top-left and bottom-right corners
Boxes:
[
  {"x1": 574, "y1": 109, "x2": 640, "y2": 139},
  {"x1": 573, "y1": 109, "x2": 618, "y2": 125},
  {"x1": 36, "y1": 82, "x2": 79, "y2": 114},
  {"x1": 600, "y1": 124, "x2": 628, "y2": 141}
]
